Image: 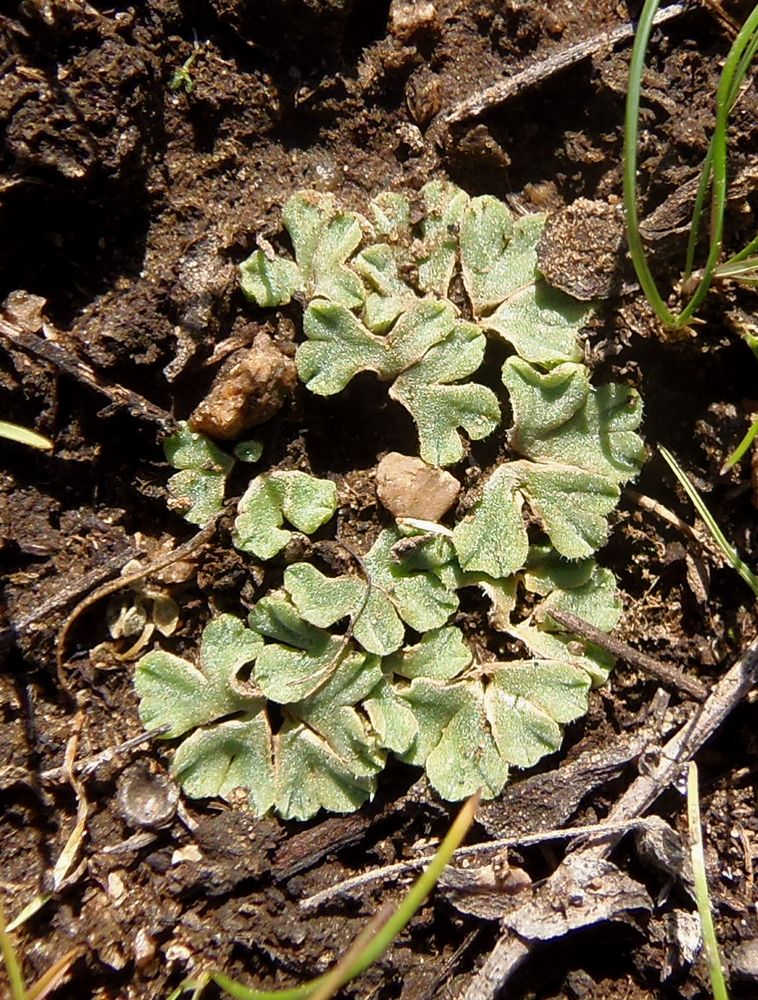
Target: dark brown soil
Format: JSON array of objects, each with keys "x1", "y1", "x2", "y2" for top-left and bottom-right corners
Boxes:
[{"x1": 1, "y1": 2, "x2": 757, "y2": 998}]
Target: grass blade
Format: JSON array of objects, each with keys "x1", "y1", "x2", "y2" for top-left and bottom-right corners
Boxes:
[
  {"x1": 687, "y1": 762, "x2": 730, "y2": 1000},
  {"x1": 659, "y1": 446, "x2": 758, "y2": 598},
  {"x1": 201, "y1": 792, "x2": 480, "y2": 1000},
  {"x1": 0, "y1": 421, "x2": 53, "y2": 450}
]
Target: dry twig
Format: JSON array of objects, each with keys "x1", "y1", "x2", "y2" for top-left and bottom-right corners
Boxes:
[
  {"x1": 0, "y1": 317, "x2": 174, "y2": 430},
  {"x1": 545, "y1": 607, "x2": 708, "y2": 701},
  {"x1": 437, "y1": 3, "x2": 689, "y2": 126}
]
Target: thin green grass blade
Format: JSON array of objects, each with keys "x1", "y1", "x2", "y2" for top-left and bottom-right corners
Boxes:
[
  {"x1": 193, "y1": 793, "x2": 479, "y2": 1000},
  {"x1": 623, "y1": 0, "x2": 677, "y2": 326},
  {"x1": 0, "y1": 903, "x2": 28, "y2": 1000},
  {"x1": 660, "y1": 446, "x2": 758, "y2": 598},
  {"x1": 626, "y1": 0, "x2": 758, "y2": 325},
  {"x1": 0, "y1": 421, "x2": 53, "y2": 450},
  {"x1": 722, "y1": 415, "x2": 758, "y2": 471},
  {"x1": 687, "y1": 762, "x2": 730, "y2": 1000}
]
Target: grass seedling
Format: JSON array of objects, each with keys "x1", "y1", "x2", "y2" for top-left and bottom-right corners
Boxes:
[
  {"x1": 722, "y1": 412, "x2": 758, "y2": 471},
  {"x1": 659, "y1": 445, "x2": 758, "y2": 598},
  {"x1": 624, "y1": 0, "x2": 758, "y2": 327},
  {"x1": 173, "y1": 792, "x2": 479, "y2": 1000},
  {"x1": 170, "y1": 41, "x2": 200, "y2": 94},
  {"x1": 687, "y1": 762, "x2": 730, "y2": 1000}
]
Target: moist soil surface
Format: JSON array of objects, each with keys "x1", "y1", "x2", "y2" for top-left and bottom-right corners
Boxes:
[{"x1": 1, "y1": 2, "x2": 758, "y2": 998}]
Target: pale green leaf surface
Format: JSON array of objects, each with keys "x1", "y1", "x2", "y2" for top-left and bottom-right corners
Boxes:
[
  {"x1": 164, "y1": 423, "x2": 234, "y2": 474},
  {"x1": 417, "y1": 181, "x2": 470, "y2": 296},
  {"x1": 275, "y1": 722, "x2": 378, "y2": 821},
  {"x1": 238, "y1": 250, "x2": 303, "y2": 308},
  {"x1": 248, "y1": 592, "x2": 329, "y2": 648},
  {"x1": 164, "y1": 423, "x2": 234, "y2": 525},
  {"x1": 363, "y1": 680, "x2": 418, "y2": 754},
  {"x1": 510, "y1": 621, "x2": 614, "y2": 686},
  {"x1": 254, "y1": 638, "x2": 343, "y2": 705},
  {"x1": 233, "y1": 471, "x2": 337, "y2": 559},
  {"x1": 363, "y1": 528, "x2": 459, "y2": 631},
  {"x1": 289, "y1": 652, "x2": 385, "y2": 780},
  {"x1": 250, "y1": 603, "x2": 346, "y2": 705},
  {"x1": 515, "y1": 460, "x2": 620, "y2": 559},
  {"x1": 284, "y1": 562, "x2": 362, "y2": 626},
  {"x1": 298, "y1": 301, "x2": 390, "y2": 394},
  {"x1": 136, "y1": 615, "x2": 262, "y2": 738},
  {"x1": 485, "y1": 283, "x2": 587, "y2": 365},
  {"x1": 488, "y1": 659, "x2": 591, "y2": 727},
  {"x1": 459, "y1": 195, "x2": 515, "y2": 313},
  {"x1": 283, "y1": 562, "x2": 405, "y2": 656},
  {"x1": 363, "y1": 293, "x2": 406, "y2": 333},
  {"x1": 352, "y1": 244, "x2": 412, "y2": 298},
  {"x1": 452, "y1": 467, "x2": 529, "y2": 578},
  {"x1": 539, "y1": 564, "x2": 621, "y2": 633},
  {"x1": 172, "y1": 716, "x2": 275, "y2": 812},
  {"x1": 398, "y1": 679, "x2": 509, "y2": 799},
  {"x1": 505, "y1": 357, "x2": 645, "y2": 482},
  {"x1": 391, "y1": 322, "x2": 500, "y2": 466},
  {"x1": 466, "y1": 213, "x2": 588, "y2": 364},
  {"x1": 166, "y1": 469, "x2": 227, "y2": 526},
  {"x1": 233, "y1": 439, "x2": 263, "y2": 463},
  {"x1": 369, "y1": 191, "x2": 411, "y2": 240},
  {"x1": 385, "y1": 627, "x2": 472, "y2": 681},
  {"x1": 248, "y1": 592, "x2": 348, "y2": 704},
  {"x1": 387, "y1": 300, "x2": 457, "y2": 371},
  {"x1": 523, "y1": 545, "x2": 596, "y2": 595},
  {"x1": 485, "y1": 678, "x2": 564, "y2": 768},
  {"x1": 282, "y1": 191, "x2": 365, "y2": 308}
]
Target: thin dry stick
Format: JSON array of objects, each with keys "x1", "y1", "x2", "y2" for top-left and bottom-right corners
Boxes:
[
  {"x1": 437, "y1": 2, "x2": 689, "y2": 125},
  {"x1": 0, "y1": 545, "x2": 139, "y2": 651},
  {"x1": 545, "y1": 607, "x2": 709, "y2": 701},
  {"x1": 583, "y1": 631, "x2": 758, "y2": 858},
  {"x1": 300, "y1": 817, "x2": 653, "y2": 911},
  {"x1": 0, "y1": 318, "x2": 174, "y2": 430},
  {"x1": 56, "y1": 516, "x2": 221, "y2": 695},
  {"x1": 39, "y1": 726, "x2": 169, "y2": 784}
]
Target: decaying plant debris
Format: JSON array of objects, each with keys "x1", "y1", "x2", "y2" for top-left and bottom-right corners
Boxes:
[{"x1": 1, "y1": 2, "x2": 757, "y2": 999}]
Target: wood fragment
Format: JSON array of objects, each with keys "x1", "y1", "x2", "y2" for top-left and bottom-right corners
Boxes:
[
  {"x1": 582, "y1": 632, "x2": 758, "y2": 859},
  {"x1": 437, "y1": 3, "x2": 689, "y2": 126},
  {"x1": 545, "y1": 607, "x2": 709, "y2": 701},
  {"x1": 0, "y1": 317, "x2": 174, "y2": 431},
  {"x1": 300, "y1": 817, "x2": 654, "y2": 911}
]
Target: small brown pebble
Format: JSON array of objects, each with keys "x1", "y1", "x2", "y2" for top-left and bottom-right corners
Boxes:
[
  {"x1": 189, "y1": 333, "x2": 297, "y2": 440},
  {"x1": 537, "y1": 199, "x2": 625, "y2": 300},
  {"x1": 376, "y1": 452, "x2": 460, "y2": 522}
]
